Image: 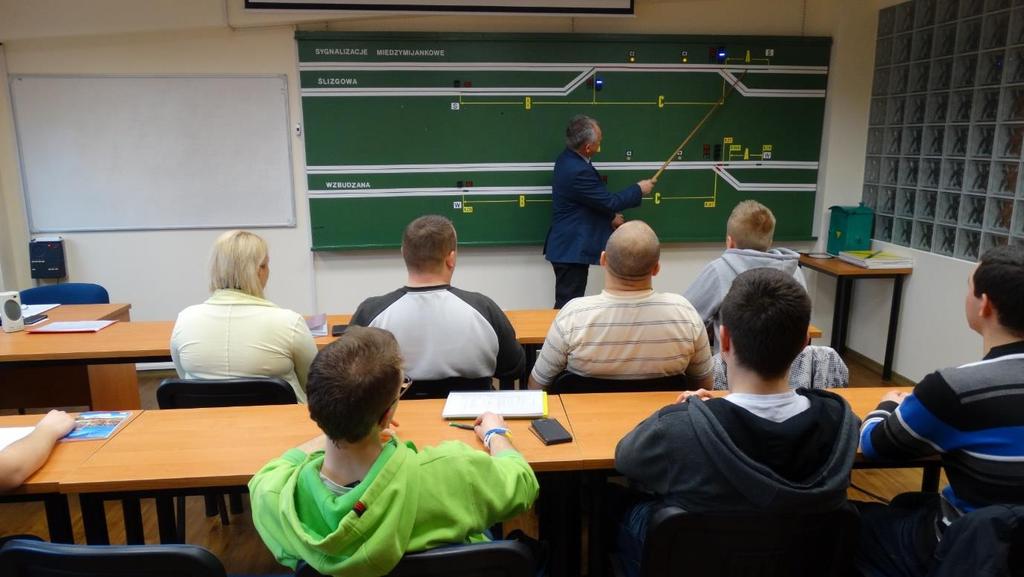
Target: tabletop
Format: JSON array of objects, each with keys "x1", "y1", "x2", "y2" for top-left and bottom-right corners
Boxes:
[{"x1": 799, "y1": 254, "x2": 913, "y2": 277}]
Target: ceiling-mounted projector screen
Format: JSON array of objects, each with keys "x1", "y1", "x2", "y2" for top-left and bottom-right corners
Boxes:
[{"x1": 245, "y1": 0, "x2": 632, "y2": 15}]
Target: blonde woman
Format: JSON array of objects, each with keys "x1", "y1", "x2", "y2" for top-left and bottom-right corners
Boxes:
[{"x1": 170, "y1": 230, "x2": 317, "y2": 403}]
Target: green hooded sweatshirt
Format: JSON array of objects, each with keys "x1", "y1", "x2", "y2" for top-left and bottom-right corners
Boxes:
[{"x1": 248, "y1": 437, "x2": 540, "y2": 577}]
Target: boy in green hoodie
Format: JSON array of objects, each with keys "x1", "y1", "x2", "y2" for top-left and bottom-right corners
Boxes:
[{"x1": 249, "y1": 326, "x2": 540, "y2": 577}]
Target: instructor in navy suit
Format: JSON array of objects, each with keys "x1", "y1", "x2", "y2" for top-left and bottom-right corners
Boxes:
[{"x1": 545, "y1": 114, "x2": 654, "y2": 308}]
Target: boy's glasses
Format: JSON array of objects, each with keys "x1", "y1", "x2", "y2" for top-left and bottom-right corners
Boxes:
[{"x1": 381, "y1": 376, "x2": 413, "y2": 425}]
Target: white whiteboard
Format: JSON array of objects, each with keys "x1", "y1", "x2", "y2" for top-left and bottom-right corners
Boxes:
[{"x1": 10, "y1": 75, "x2": 296, "y2": 232}]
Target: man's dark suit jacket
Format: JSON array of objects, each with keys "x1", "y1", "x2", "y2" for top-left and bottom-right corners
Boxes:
[{"x1": 544, "y1": 147, "x2": 643, "y2": 265}]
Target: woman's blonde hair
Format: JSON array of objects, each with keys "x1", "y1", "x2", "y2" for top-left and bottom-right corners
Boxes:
[{"x1": 209, "y1": 230, "x2": 268, "y2": 298}]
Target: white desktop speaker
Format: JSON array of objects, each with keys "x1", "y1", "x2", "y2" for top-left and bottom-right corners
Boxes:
[{"x1": 1, "y1": 291, "x2": 24, "y2": 333}]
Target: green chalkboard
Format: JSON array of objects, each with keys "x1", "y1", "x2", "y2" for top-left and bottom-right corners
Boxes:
[{"x1": 297, "y1": 32, "x2": 830, "y2": 250}]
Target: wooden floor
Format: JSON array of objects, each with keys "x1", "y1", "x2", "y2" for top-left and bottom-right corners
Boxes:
[{"x1": 0, "y1": 359, "x2": 930, "y2": 575}]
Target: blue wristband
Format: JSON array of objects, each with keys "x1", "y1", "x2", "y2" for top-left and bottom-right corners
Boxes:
[{"x1": 483, "y1": 427, "x2": 510, "y2": 449}]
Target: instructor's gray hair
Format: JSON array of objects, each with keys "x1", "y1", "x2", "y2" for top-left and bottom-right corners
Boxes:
[{"x1": 565, "y1": 114, "x2": 599, "y2": 149}]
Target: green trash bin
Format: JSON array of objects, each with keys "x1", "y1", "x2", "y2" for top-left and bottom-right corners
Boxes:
[{"x1": 827, "y1": 204, "x2": 874, "y2": 255}]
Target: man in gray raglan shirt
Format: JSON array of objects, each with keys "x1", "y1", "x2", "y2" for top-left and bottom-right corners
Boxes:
[{"x1": 350, "y1": 215, "x2": 524, "y2": 382}]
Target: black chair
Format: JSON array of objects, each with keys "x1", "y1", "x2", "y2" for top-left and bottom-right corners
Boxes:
[
  {"x1": 156, "y1": 376, "x2": 297, "y2": 539},
  {"x1": 404, "y1": 376, "x2": 494, "y2": 400},
  {"x1": 157, "y1": 376, "x2": 298, "y2": 408},
  {"x1": 295, "y1": 540, "x2": 535, "y2": 577},
  {"x1": 0, "y1": 539, "x2": 226, "y2": 577},
  {"x1": 613, "y1": 504, "x2": 859, "y2": 577},
  {"x1": 549, "y1": 372, "x2": 689, "y2": 394}
]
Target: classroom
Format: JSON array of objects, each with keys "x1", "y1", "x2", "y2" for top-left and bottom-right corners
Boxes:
[{"x1": 0, "y1": 0, "x2": 1021, "y2": 576}]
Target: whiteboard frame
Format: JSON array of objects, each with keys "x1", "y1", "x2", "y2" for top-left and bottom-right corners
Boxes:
[{"x1": 9, "y1": 73, "x2": 298, "y2": 233}]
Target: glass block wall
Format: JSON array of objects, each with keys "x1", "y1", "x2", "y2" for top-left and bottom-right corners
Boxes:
[{"x1": 864, "y1": 0, "x2": 1024, "y2": 261}]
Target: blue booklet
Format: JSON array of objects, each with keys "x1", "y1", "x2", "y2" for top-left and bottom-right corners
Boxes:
[{"x1": 65, "y1": 411, "x2": 131, "y2": 441}]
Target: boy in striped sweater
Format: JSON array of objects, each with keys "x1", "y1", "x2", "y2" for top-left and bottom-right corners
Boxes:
[{"x1": 856, "y1": 245, "x2": 1024, "y2": 577}]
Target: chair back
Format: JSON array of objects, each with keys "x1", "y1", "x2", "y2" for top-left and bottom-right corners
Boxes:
[
  {"x1": 157, "y1": 377, "x2": 297, "y2": 409},
  {"x1": 0, "y1": 539, "x2": 226, "y2": 577},
  {"x1": 712, "y1": 345, "x2": 849, "y2": 391},
  {"x1": 635, "y1": 505, "x2": 859, "y2": 577},
  {"x1": 295, "y1": 540, "x2": 535, "y2": 577},
  {"x1": 550, "y1": 372, "x2": 688, "y2": 394},
  {"x1": 405, "y1": 376, "x2": 493, "y2": 400},
  {"x1": 20, "y1": 283, "x2": 110, "y2": 305}
]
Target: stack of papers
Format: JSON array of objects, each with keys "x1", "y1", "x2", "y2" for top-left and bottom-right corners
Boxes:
[
  {"x1": 306, "y1": 313, "x2": 328, "y2": 337},
  {"x1": 442, "y1": 391, "x2": 548, "y2": 419},
  {"x1": 27, "y1": 320, "x2": 116, "y2": 333},
  {"x1": 838, "y1": 250, "x2": 913, "y2": 269}
]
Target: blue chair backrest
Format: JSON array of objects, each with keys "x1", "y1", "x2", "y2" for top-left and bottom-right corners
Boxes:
[{"x1": 20, "y1": 283, "x2": 110, "y2": 305}]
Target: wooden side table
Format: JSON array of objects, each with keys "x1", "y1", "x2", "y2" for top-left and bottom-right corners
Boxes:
[{"x1": 799, "y1": 254, "x2": 913, "y2": 381}]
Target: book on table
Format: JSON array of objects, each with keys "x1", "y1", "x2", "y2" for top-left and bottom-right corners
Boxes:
[
  {"x1": 442, "y1": 390, "x2": 549, "y2": 419},
  {"x1": 64, "y1": 411, "x2": 131, "y2": 441},
  {"x1": 838, "y1": 250, "x2": 913, "y2": 269}
]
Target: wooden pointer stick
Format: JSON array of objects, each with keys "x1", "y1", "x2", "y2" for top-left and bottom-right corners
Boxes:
[{"x1": 651, "y1": 70, "x2": 748, "y2": 183}]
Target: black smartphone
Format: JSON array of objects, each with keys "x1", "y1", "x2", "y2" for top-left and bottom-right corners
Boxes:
[
  {"x1": 331, "y1": 324, "x2": 348, "y2": 337},
  {"x1": 530, "y1": 418, "x2": 572, "y2": 445}
]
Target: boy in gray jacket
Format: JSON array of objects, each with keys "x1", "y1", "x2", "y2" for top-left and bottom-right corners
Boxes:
[
  {"x1": 612, "y1": 269, "x2": 859, "y2": 577},
  {"x1": 684, "y1": 200, "x2": 806, "y2": 347}
]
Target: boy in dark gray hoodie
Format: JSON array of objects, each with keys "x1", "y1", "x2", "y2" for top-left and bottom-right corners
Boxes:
[
  {"x1": 613, "y1": 268, "x2": 859, "y2": 577},
  {"x1": 684, "y1": 200, "x2": 806, "y2": 348}
]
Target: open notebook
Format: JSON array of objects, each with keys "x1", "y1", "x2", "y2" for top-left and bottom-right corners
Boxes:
[{"x1": 442, "y1": 391, "x2": 548, "y2": 419}]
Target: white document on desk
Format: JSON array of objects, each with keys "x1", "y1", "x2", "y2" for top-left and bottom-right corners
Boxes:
[
  {"x1": 27, "y1": 320, "x2": 116, "y2": 333},
  {"x1": 21, "y1": 303, "x2": 60, "y2": 317},
  {"x1": 442, "y1": 391, "x2": 548, "y2": 419},
  {"x1": 0, "y1": 427, "x2": 35, "y2": 451}
]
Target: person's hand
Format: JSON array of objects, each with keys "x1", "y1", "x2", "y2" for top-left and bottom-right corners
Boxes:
[
  {"x1": 881, "y1": 390, "x2": 909, "y2": 405},
  {"x1": 611, "y1": 213, "x2": 626, "y2": 229},
  {"x1": 676, "y1": 389, "x2": 713, "y2": 403},
  {"x1": 474, "y1": 412, "x2": 508, "y2": 443},
  {"x1": 637, "y1": 179, "x2": 655, "y2": 196},
  {"x1": 36, "y1": 410, "x2": 75, "y2": 440}
]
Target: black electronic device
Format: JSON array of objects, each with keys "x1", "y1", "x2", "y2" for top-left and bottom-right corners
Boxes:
[
  {"x1": 29, "y1": 237, "x2": 66, "y2": 279},
  {"x1": 529, "y1": 418, "x2": 573, "y2": 445},
  {"x1": 331, "y1": 324, "x2": 348, "y2": 336},
  {"x1": 24, "y1": 314, "x2": 47, "y2": 325}
]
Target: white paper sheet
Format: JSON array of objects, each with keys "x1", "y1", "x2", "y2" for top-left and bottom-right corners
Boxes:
[
  {"x1": 21, "y1": 303, "x2": 60, "y2": 317},
  {"x1": 442, "y1": 391, "x2": 548, "y2": 419},
  {"x1": 0, "y1": 427, "x2": 35, "y2": 451},
  {"x1": 27, "y1": 320, "x2": 116, "y2": 333}
]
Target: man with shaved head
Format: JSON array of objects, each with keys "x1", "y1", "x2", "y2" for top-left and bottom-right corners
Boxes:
[{"x1": 529, "y1": 221, "x2": 713, "y2": 389}]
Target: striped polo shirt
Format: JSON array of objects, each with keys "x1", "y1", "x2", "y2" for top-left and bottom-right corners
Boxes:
[
  {"x1": 860, "y1": 340, "x2": 1024, "y2": 520},
  {"x1": 531, "y1": 289, "x2": 712, "y2": 386}
]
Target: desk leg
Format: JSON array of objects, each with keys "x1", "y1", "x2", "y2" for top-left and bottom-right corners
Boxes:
[
  {"x1": 921, "y1": 463, "x2": 941, "y2": 493},
  {"x1": 832, "y1": 278, "x2": 855, "y2": 354},
  {"x1": 43, "y1": 494, "x2": 74, "y2": 544},
  {"x1": 537, "y1": 472, "x2": 579, "y2": 577},
  {"x1": 122, "y1": 498, "x2": 144, "y2": 544},
  {"x1": 883, "y1": 276, "x2": 905, "y2": 382},
  {"x1": 588, "y1": 472, "x2": 608, "y2": 577},
  {"x1": 79, "y1": 494, "x2": 110, "y2": 545},
  {"x1": 155, "y1": 496, "x2": 179, "y2": 544}
]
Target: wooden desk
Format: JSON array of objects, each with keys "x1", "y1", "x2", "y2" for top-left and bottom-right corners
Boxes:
[
  {"x1": 799, "y1": 254, "x2": 912, "y2": 380},
  {"x1": 560, "y1": 387, "x2": 914, "y2": 470},
  {"x1": 0, "y1": 304, "x2": 141, "y2": 410},
  {"x1": 0, "y1": 411, "x2": 139, "y2": 542},
  {"x1": 0, "y1": 308, "x2": 821, "y2": 412}
]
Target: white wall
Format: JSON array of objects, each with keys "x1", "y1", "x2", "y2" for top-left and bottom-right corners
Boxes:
[{"x1": 1, "y1": 0, "x2": 975, "y2": 382}]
